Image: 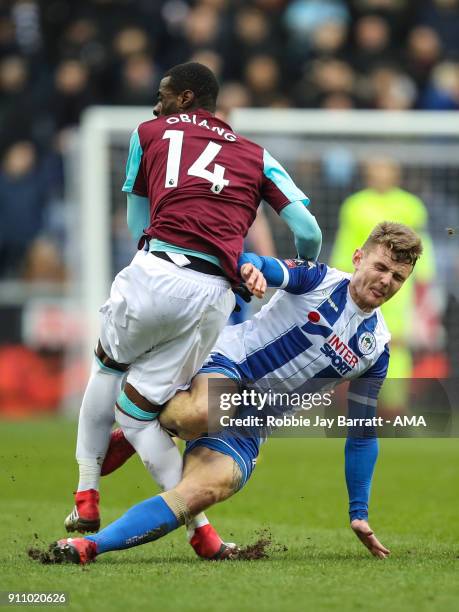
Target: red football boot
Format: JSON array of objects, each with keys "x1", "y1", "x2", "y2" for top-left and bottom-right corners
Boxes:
[
  {"x1": 189, "y1": 524, "x2": 239, "y2": 560},
  {"x1": 101, "y1": 428, "x2": 136, "y2": 476},
  {"x1": 52, "y1": 538, "x2": 98, "y2": 565},
  {"x1": 64, "y1": 489, "x2": 100, "y2": 533}
]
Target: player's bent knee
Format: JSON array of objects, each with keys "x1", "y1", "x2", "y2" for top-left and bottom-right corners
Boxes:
[
  {"x1": 179, "y1": 446, "x2": 242, "y2": 509},
  {"x1": 200, "y1": 473, "x2": 240, "y2": 507},
  {"x1": 179, "y1": 483, "x2": 228, "y2": 515},
  {"x1": 198, "y1": 486, "x2": 221, "y2": 509}
]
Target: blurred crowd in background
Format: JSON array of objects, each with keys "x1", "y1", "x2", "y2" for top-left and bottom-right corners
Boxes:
[
  {"x1": 1, "y1": 0, "x2": 459, "y2": 279},
  {"x1": 1, "y1": 0, "x2": 458, "y2": 416}
]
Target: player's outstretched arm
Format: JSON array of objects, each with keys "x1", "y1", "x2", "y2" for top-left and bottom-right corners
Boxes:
[
  {"x1": 351, "y1": 519, "x2": 390, "y2": 559},
  {"x1": 346, "y1": 360, "x2": 390, "y2": 558},
  {"x1": 238, "y1": 252, "x2": 326, "y2": 295},
  {"x1": 260, "y1": 150, "x2": 321, "y2": 260}
]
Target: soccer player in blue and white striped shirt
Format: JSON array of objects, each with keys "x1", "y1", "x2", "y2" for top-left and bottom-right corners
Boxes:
[{"x1": 51, "y1": 222, "x2": 422, "y2": 564}]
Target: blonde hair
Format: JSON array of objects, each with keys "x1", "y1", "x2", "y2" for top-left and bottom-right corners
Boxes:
[{"x1": 362, "y1": 221, "x2": 423, "y2": 266}]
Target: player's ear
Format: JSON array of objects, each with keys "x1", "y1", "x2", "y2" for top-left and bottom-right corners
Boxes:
[
  {"x1": 352, "y1": 248, "x2": 363, "y2": 269},
  {"x1": 179, "y1": 89, "x2": 195, "y2": 110}
]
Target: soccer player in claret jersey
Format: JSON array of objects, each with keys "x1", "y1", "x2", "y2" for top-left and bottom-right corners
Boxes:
[
  {"x1": 51, "y1": 222, "x2": 422, "y2": 564},
  {"x1": 66, "y1": 61, "x2": 322, "y2": 558}
]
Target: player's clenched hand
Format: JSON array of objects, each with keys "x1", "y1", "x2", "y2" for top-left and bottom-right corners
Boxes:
[
  {"x1": 351, "y1": 519, "x2": 390, "y2": 559},
  {"x1": 240, "y1": 263, "x2": 267, "y2": 299}
]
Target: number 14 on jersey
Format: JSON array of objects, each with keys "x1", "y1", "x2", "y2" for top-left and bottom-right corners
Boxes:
[{"x1": 163, "y1": 130, "x2": 230, "y2": 193}]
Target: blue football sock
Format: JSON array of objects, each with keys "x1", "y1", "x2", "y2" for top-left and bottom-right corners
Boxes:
[{"x1": 85, "y1": 495, "x2": 180, "y2": 554}]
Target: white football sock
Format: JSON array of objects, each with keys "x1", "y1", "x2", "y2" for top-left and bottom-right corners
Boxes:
[
  {"x1": 114, "y1": 408, "x2": 212, "y2": 534},
  {"x1": 115, "y1": 408, "x2": 183, "y2": 490},
  {"x1": 186, "y1": 513, "x2": 210, "y2": 540},
  {"x1": 77, "y1": 459, "x2": 102, "y2": 492},
  {"x1": 75, "y1": 358, "x2": 124, "y2": 492}
]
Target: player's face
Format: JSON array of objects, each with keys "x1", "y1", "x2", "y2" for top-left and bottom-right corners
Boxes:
[
  {"x1": 350, "y1": 244, "x2": 413, "y2": 311},
  {"x1": 153, "y1": 77, "x2": 181, "y2": 117}
]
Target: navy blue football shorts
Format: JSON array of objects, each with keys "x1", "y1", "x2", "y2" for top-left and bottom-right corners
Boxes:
[{"x1": 184, "y1": 352, "x2": 260, "y2": 490}]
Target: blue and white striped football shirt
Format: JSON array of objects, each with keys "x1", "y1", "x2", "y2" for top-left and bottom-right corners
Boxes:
[{"x1": 214, "y1": 259, "x2": 391, "y2": 405}]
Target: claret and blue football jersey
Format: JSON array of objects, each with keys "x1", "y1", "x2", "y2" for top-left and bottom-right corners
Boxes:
[{"x1": 122, "y1": 111, "x2": 310, "y2": 284}]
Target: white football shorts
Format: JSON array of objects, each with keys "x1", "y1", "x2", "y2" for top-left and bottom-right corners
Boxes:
[{"x1": 98, "y1": 250, "x2": 235, "y2": 405}]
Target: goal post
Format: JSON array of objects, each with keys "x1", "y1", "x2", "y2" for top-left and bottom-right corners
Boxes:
[
  {"x1": 231, "y1": 109, "x2": 459, "y2": 135},
  {"x1": 78, "y1": 107, "x2": 152, "y2": 355},
  {"x1": 73, "y1": 108, "x2": 459, "y2": 374}
]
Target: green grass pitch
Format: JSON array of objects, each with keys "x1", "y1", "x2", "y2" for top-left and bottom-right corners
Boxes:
[{"x1": 1, "y1": 419, "x2": 458, "y2": 612}]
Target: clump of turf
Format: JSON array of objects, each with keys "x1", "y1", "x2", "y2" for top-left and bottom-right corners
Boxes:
[
  {"x1": 27, "y1": 545, "x2": 60, "y2": 564},
  {"x1": 236, "y1": 529, "x2": 287, "y2": 560}
]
